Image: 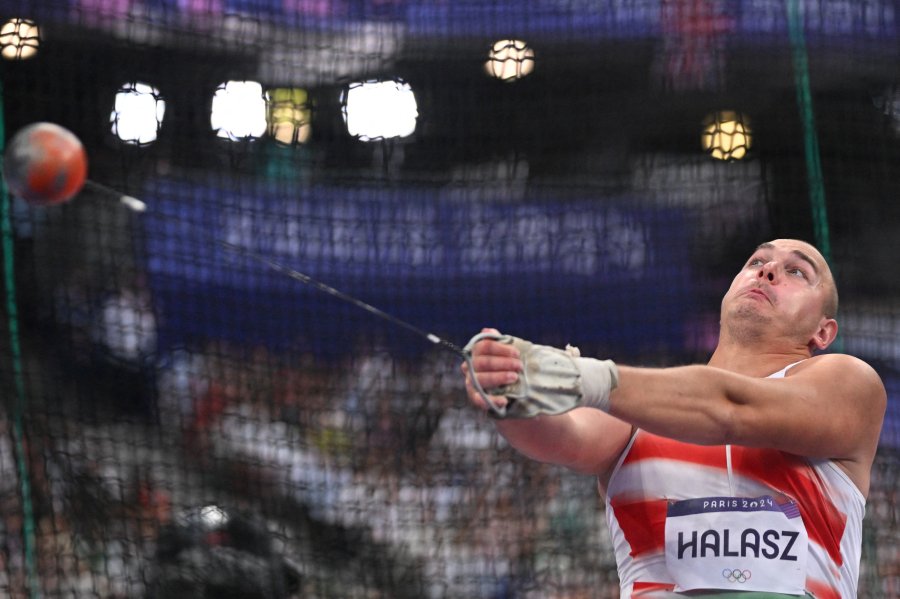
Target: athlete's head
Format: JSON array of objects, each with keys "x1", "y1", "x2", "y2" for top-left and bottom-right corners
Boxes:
[{"x1": 720, "y1": 239, "x2": 839, "y2": 352}]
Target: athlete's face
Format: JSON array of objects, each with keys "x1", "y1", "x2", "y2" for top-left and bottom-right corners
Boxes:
[{"x1": 721, "y1": 239, "x2": 837, "y2": 350}]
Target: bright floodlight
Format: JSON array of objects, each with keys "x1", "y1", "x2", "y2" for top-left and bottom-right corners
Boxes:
[
  {"x1": 485, "y1": 39, "x2": 535, "y2": 82},
  {"x1": 110, "y1": 82, "x2": 166, "y2": 145},
  {"x1": 267, "y1": 88, "x2": 312, "y2": 145},
  {"x1": 211, "y1": 80, "x2": 268, "y2": 141},
  {"x1": 0, "y1": 18, "x2": 40, "y2": 60},
  {"x1": 702, "y1": 111, "x2": 752, "y2": 161},
  {"x1": 199, "y1": 505, "x2": 228, "y2": 529},
  {"x1": 341, "y1": 80, "x2": 418, "y2": 141}
]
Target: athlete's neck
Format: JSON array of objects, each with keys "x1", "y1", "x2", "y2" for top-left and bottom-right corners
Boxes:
[{"x1": 707, "y1": 336, "x2": 811, "y2": 377}]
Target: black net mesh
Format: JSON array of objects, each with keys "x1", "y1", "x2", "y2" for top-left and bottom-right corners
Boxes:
[{"x1": 0, "y1": 1, "x2": 898, "y2": 597}]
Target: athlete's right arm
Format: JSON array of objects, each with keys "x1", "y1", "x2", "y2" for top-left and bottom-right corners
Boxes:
[{"x1": 461, "y1": 331, "x2": 633, "y2": 477}]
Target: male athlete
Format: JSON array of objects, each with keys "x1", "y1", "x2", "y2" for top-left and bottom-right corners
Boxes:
[{"x1": 462, "y1": 239, "x2": 886, "y2": 598}]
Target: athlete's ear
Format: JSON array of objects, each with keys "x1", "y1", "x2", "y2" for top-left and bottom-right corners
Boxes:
[{"x1": 809, "y1": 317, "x2": 838, "y2": 352}]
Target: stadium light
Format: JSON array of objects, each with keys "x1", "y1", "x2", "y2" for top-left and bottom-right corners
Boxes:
[
  {"x1": 211, "y1": 80, "x2": 268, "y2": 141},
  {"x1": 701, "y1": 111, "x2": 752, "y2": 161},
  {"x1": 485, "y1": 39, "x2": 535, "y2": 82},
  {"x1": 199, "y1": 505, "x2": 229, "y2": 528},
  {"x1": 0, "y1": 18, "x2": 40, "y2": 60},
  {"x1": 341, "y1": 79, "x2": 418, "y2": 141},
  {"x1": 110, "y1": 82, "x2": 166, "y2": 145},
  {"x1": 266, "y1": 88, "x2": 311, "y2": 145}
]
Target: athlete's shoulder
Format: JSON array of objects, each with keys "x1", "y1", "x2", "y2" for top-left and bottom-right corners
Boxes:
[
  {"x1": 790, "y1": 353, "x2": 886, "y2": 400},
  {"x1": 791, "y1": 352, "x2": 876, "y2": 375}
]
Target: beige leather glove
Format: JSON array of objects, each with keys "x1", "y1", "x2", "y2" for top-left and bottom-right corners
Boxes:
[{"x1": 463, "y1": 332, "x2": 618, "y2": 419}]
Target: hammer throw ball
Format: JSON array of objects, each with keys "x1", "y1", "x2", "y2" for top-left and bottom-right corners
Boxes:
[{"x1": 3, "y1": 122, "x2": 88, "y2": 205}]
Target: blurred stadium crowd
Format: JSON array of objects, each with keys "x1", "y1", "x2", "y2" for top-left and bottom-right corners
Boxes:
[{"x1": 0, "y1": 321, "x2": 897, "y2": 597}]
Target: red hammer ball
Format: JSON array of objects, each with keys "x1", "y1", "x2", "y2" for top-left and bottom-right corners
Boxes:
[{"x1": 3, "y1": 122, "x2": 88, "y2": 206}]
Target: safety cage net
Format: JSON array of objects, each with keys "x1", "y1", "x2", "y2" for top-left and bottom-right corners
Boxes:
[{"x1": 0, "y1": 1, "x2": 898, "y2": 597}]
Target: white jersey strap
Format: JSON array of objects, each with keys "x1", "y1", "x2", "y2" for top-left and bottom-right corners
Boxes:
[{"x1": 768, "y1": 360, "x2": 805, "y2": 380}]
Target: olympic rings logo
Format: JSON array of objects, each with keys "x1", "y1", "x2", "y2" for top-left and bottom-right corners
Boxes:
[{"x1": 722, "y1": 568, "x2": 752, "y2": 583}]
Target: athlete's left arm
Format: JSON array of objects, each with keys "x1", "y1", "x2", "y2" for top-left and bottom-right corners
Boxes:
[{"x1": 608, "y1": 353, "x2": 886, "y2": 461}]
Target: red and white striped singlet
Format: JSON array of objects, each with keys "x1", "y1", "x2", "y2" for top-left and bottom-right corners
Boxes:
[{"x1": 604, "y1": 364, "x2": 865, "y2": 598}]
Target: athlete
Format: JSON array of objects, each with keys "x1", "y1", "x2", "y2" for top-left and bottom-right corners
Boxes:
[{"x1": 462, "y1": 239, "x2": 886, "y2": 598}]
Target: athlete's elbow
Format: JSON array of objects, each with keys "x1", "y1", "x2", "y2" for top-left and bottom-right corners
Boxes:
[
  {"x1": 712, "y1": 374, "x2": 762, "y2": 445},
  {"x1": 709, "y1": 402, "x2": 744, "y2": 445},
  {"x1": 718, "y1": 402, "x2": 782, "y2": 447}
]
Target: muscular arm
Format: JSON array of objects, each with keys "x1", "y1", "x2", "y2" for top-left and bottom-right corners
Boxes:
[
  {"x1": 491, "y1": 409, "x2": 633, "y2": 476},
  {"x1": 611, "y1": 355, "x2": 885, "y2": 458},
  {"x1": 465, "y1": 334, "x2": 885, "y2": 489},
  {"x1": 609, "y1": 354, "x2": 886, "y2": 494}
]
